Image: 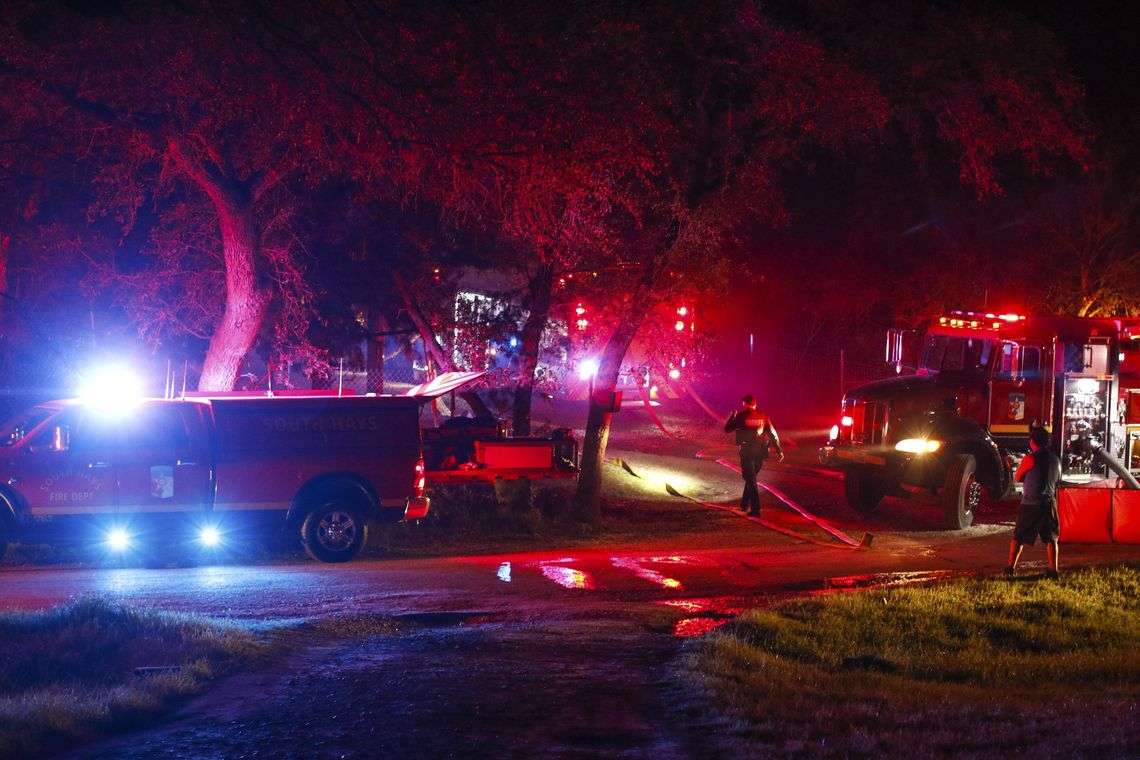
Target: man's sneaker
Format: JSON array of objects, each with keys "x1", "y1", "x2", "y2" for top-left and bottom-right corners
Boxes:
[{"x1": 1044, "y1": 569, "x2": 1060, "y2": 580}]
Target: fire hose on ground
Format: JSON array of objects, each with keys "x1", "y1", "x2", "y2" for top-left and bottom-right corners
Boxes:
[{"x1": 610, "y1": 454, "x2": 873, "y2": 551}]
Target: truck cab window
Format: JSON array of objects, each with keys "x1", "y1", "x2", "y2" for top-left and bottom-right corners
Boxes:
[
  {"x1": 0, "y1": 409, "x2": 53, "y2": 447},
  {"x1": 923, "y1": 335, "x2": 993, "y2": 373},
  {"x1": 996, "y1": 343, "x2": 1041, "y2": 378},
  {"x1": 1022, "y1": 346, "x2": 1041, "y2": 377},
  {"x1": 44, "y1": 410, "x2": 119, "y2": 452},
  {"x1": 123, "y1": 407, "x2": 190, "y2": 449}
]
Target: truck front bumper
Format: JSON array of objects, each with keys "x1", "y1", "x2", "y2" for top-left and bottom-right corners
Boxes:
[
  {"x1": 405, "y1": 496, "x2": 430, "y2": 520},
  {"x1": 830, "y1": 444, "x2": 949, "y2": 491}
]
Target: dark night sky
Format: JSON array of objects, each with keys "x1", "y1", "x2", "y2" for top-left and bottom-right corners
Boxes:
[{"x1": 715, "y1": 0, "x2": 1140, "y2": 373}]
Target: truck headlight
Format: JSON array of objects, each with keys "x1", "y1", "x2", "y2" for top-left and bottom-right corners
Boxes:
[
  {"x1": 829, "y1": 424, "x2": 840, "y2": 441},
  {"x1": 895, "y1": 438, "x2": 942, "y2": 454}
]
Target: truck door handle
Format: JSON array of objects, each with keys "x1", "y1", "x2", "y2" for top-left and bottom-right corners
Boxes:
[
  {"x1": 88, "y1": 462, "x2": 111, "y2": 469},
  {"x1": 177, "y1": 460, "x2": 198, "y2": 466}
]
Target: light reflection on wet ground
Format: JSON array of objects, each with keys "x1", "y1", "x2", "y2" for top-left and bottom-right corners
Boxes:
[
  {"x1": 461, "y1": 545, "x2": 1076, "y2": 638},
  {"x1": 822, "y1": 569, "x2": 965, "y2": 589},
  {"x1": 610, "y1": 556, "x2": 683, "y2": 589},
  {"x1": 539, "y1": 563, "x2": 595, "y2": 589},
  {"x1": 479, "y1": 552, "x2": 715, "y2": 591},
  {"x1": 656, "y1": 596, "x2": 752, "y2": 637},
  {"x1": 657, "y1": 569, "x2": 979, "y2": 636}
]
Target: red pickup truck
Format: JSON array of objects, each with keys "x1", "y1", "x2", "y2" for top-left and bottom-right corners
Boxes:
[
  {"x1": 0, "y1": 395, "x2": 429, "y2": 563},
  {"x1": 0, "y1": 374, "x2": 579, "y2": 563}
]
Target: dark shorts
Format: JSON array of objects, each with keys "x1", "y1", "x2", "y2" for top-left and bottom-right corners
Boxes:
[{"x1": 1014, "y1": 499, "x2": 1059, "y2": 545}]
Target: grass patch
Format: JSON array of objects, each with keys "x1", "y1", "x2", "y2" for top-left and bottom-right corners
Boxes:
[
  {"x1": 678, "y1": 565, "x2": 1140, "y2": 758},
  {"x1": 0, "y1": 598, "x2": 268, "y2": 759}
]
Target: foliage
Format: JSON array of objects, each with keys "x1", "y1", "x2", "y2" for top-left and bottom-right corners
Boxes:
[
  {"x1": 0, "y1": 0, "x2": 334, "y2": 388},
  {"x1": 0, "y1": 0, "x2": 1098, "y2": 449},
  {"x1": 1035, "y1": 183, "x2": 1140, "y2": 317},
  {"x1": 679, "y1": 565, "x2": 1140, "y2": 757}
]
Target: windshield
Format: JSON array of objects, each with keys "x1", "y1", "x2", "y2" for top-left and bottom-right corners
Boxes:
[
  {"x1": 922, "y1": 334, "x2": 994, "y2": 374},
  {"x1": 0, "y1": 408, "x2": 56, "y2": 447}
]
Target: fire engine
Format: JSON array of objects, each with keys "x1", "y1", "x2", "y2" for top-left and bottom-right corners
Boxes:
[{"x1": 819, "y1": 311, "x2": 1140, "y2": 529}]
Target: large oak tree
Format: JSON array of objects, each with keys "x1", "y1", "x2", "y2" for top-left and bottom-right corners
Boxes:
[{"x1": 0, "y1": 0, "x2": 328, "y2": 389}]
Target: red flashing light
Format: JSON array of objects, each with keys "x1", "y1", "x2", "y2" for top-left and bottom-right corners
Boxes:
[
  {"x1": 943, "y1": 310, "x2": 1025, "y2": 328},
  {"x1": 414, "y1": 458, "x2": 426, "y2": 494},
  {"x1": 674, "y1": 320, "x2": 685, "y2": 331}
]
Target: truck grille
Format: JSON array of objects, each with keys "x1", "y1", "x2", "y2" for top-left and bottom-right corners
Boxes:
[{"x1": 852, "y1": 401, "x2": 887, "y2": 445}]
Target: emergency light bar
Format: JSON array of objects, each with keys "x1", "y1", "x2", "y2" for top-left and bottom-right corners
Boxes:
[{"x1": 939, "y1": 311, "x2": 1026, "y2": 330}]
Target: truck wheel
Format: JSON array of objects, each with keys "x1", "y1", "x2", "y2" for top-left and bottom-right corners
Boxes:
[
  {"x1": 942, "y1": 454, "x2": 979, "y2": 530},
  {"x1": 844, "y1": 467, "x2": 885, "y2": 514},
  {"x1": 301, "y1": 491, "x2": 368, "y2": 563}
]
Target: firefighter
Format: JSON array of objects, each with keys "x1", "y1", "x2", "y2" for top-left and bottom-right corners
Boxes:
[
  {"x1": 1005, "y1": 426, "x2": 1062, "y2": 579},
  {"x1": 724, "y1": 394, "x2": 784, "y2": 517}
]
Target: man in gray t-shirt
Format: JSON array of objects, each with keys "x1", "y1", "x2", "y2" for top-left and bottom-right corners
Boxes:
[{"x1": 1005, "y1": 426, "x2": 1062, "y2": 579}]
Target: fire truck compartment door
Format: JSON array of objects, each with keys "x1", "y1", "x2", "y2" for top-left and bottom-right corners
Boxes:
[{"x1": 989, "y1": 341, "x2": 1046, "y2": 435}]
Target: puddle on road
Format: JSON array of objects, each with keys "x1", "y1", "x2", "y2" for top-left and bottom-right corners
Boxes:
[
  {"x1": 540, "y1": 564, "x2": 596, "y2": 590},
  {"x1": 822, "y1": 569, "x2": 965, "y2": 590},
  {"x1": 492, "y1": 553, "x2": 710, "y2": 590},
  {"x1": 610, "y1": 557, "x2": 682, "y2": 590},
  {"x1": 486, "y1": 555, "x2": 973, "y2": 637},
  {"x1": 656, "y1": 596, "x2": 753, "y2": 638},
  {"x1": 655, "y1": 569, "x2": 972, "y2": 637},
  {"x1": 494, "y1": 559, "x2": 597, "y2": 589}
]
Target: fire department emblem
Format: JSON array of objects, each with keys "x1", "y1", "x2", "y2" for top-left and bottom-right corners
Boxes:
[{"x1": 1007, "y1": 392, "x2": 1026, "y2": 421}]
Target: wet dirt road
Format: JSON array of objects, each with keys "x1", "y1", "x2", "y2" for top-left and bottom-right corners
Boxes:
[{"x1": 6, "y1": 449, "x2": 1138, "y2": 758}]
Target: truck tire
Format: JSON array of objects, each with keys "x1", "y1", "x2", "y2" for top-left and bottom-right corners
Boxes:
[
  {"x1": 300, "y1": 489, "x2": 368, "y2": 563},
  {"x1": 942, "y1": 453, "x2": 979, "y2": 530},
  {"x1": 844, "y1": 467, "x2": 885, "y2": 514}
]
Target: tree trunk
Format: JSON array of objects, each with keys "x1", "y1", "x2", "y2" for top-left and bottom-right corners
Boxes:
[
  {"x1": 574, "y1": 245, "x2": 672, "y2": 521},
  {"x1": 165, "y1": 139, "x2": 272, "y2": 393},
  {"x1": 573, "y1": 304, "x2": 647, "y2": 521},
  {"x1": 512, "y1": 264, "x2": 554, "y2": 436},
  {"x1": 198, "y1": 196, "x2": 271, "y2": 391}
]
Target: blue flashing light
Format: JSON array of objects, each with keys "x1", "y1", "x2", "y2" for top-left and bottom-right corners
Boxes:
[
  {"x1": 106, "y1": 527, "x2": 132, "y2": 552},
  {"x1": 198, "y1": 525, "x2": 222, "y2": 548},
  {"x1": 78, "y1": 366, "x2": 145, "y2": 409}
]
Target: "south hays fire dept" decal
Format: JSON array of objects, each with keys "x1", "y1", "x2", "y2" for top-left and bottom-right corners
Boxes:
[{"x1": 38, "y1": 466, "x2": 106, "y2": 504}]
